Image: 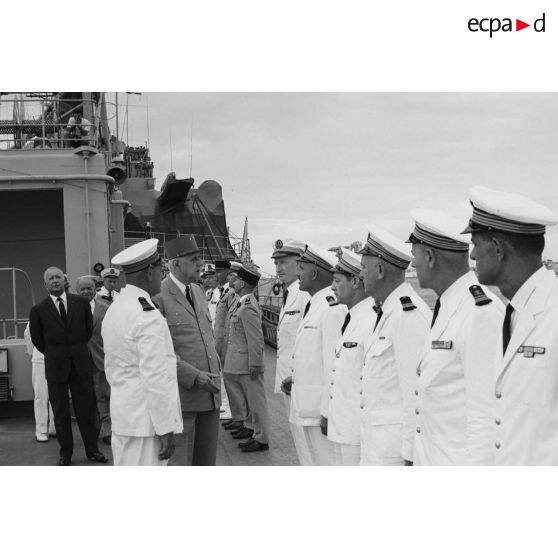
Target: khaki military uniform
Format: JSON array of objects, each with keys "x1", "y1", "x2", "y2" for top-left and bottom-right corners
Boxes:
[{"x1": 223, "y1": 293, "x2": 269, "y2": 444}]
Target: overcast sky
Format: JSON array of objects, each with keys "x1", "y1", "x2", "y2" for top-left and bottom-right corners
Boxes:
[{"x1": 123, "y1": 93, "x2": 558, "y2": 275}]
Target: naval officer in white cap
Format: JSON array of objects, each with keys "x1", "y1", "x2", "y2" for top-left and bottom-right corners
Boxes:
[
  {"x1": 271, "y1": 238, "x2": 312, "y2": 465},
  {"x1": 98, "y1": 267, "x2": 121, "y2": 303},
  {"x1": 101, "y1": 239, "x2": 183, "y2": 465},
  {"x1": 358, "y1": 226, "x2": 431, "y2": 465},
  {"x1": 408, "y1": 209, "x2": 504, "y2": 466},
  {"x1": 326, "y1": 248, "x2": 373, "y2": 465},
  {"x1": 464, "y1": 186, "x2": 558, "y2": 465},
  {"x1": 287, "y1": 244, "x2": 347, "y2": 465}
]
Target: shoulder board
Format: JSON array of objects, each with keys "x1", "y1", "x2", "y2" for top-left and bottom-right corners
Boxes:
[
  {"x1": 326, "y1": 295, "x2": 338, "y2": 306},
  {"x1": 469, "y1": 285, "x2": 492, "y2": 306},
  {"x1": 138, "y1": 297, "x2": 155, "y2": 311},
  {"x1": 400, "y1": 296, "x2": 417, "y2": 311},
  {"x1": 244, "y1": 297, "x2": 252, "y2": 305},
  {"x1": 236, "y1": 301, "x2": 241, "y2": 309}
]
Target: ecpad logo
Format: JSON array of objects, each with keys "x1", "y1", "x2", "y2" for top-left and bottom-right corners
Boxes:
[{"x1": 468, "y1": 13, "x2": 546, "y2": 37}]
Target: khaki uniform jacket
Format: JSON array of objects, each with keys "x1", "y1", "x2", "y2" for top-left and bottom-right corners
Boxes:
[
  {"x1": 360, "y1": 282, "x2": 431, "y2": 464},
  {"x1": 89, "y1": 298, "x2": 109, "y2": 371},
  {"x1": 494, "y1": 267, "x2": 558, "y2": 465},
  {"x1": 153, "y1": 277, "x2": 221, "y2": 413},
  {"x1": 413, "y1": 271, "x2": 504, "y2": 466},
  {"x1": 275, "y1": 280, "x2": 311, "y2": 393},
  {"x1": 215, "y1": 286, "x2": 239, "y2": 359},
  {"x1": 102, "y1": 284, "x2": 183, "y2": 437},
  {"x1": 223, "y1": 293, "x2": 264, "y2": 375}
]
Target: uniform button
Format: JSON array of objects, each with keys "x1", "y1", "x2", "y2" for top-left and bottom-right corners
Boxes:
[
  {"x1": 414, "y1": 389, "x2": 418, "y2": 396},
  {"x1": 329, "y1": 395, "x2": 333, "y2": 399},
  {"x1": 495, "y1": 418, "x2": 501, "y2": 425},
  {"x1": 359, "y1": 376, "x2": 363, "y2": 380},
  {"x1": 495, "y1": 391, "x2": 502, "y2": 399},
  {"x1": 209, "y1": 356, "x2": 212, "y2": 359},
  {"x1": 415, "y1": 408, "x2": 419, "y2": 415},
  {"x1": 495, "y1": 441, "x2": 501, "y2": 449},
  {"x1": 416, "y1": 370, "x2": 421, "y2": 376},
  {"x1": 360, "y1": 405, "x2": 364, "y2": 409},
  {"x1": 359, "y1": 390, "x2": 362, "y2": 395},
  {"x1": 416, "y1": 427, "x2": 421, "y2": 433},
  {"x1": 330, "y1": 381, "x2": 334, "y2": 385}
]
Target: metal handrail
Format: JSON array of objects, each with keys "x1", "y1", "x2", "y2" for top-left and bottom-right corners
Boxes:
[{"x1": 0, "y1": 268, "x2": 36, "y2": 339}]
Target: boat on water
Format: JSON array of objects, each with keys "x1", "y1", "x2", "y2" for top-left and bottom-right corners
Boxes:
[{"x1": 0, "y1": 92, "x2": 258, "y2": 414}]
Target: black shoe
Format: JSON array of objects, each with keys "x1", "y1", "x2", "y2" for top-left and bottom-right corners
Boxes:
[
  {"x1": 241, "y1": 440, "x2": 269, "y2": 453},
  {"x1": 221, "y1": 419, "x2": 235, "y2": 427},
  {"x1": 231, "y1": 428, "x2": 254, "y2": 439},
  {"x1": 223, "y1": 421, "x2": 243, "y2": 431},
  {"x1": 102, "y1": 435, "x2": 112, "y2": 445},
  {"x1": 58, "y1": 456, "x2": 71, "y2": 466},
  {"x1": 87, "y1": 451, "x2": 108, "y2": 463},
  {"x1": 238, "y1": 438, "x2": 255, "y2": 449}
]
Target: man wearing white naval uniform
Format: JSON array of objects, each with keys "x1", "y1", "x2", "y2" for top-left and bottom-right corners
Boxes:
[
  {"x1": 271, "y1": 238, "x2": 312, "y2": 465},
  {"x1": 463, "y1": 186, "x2": 558, "y2": 465},
  {"x1": 408, "y1": 209, "x2": 504, "y2": 466}
]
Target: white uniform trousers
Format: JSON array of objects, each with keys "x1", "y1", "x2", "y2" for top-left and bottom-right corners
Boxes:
[
  {"x1": 360, "y1": 423, "x2": 405, "y2": 466},
  {"x1": 302, "y1": 425, "x2": 335, "y2": 466},
  {"x1": 333, "y1": 442, "x2": 360, "y2": 466},
  {"x1": 31, "y1": 361, "x2": 55, "y2": 436},
  {"x1": 112, "y1": 434, "x2": 168, "y2": 466},
  {"x1": 283, "y1": 394, "x2": 312, "y2": 466}
]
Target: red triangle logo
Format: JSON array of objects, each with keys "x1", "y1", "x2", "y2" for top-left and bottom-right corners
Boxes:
[{"x1": 516, "y1": 19, "x2": 530, "y2": 31}]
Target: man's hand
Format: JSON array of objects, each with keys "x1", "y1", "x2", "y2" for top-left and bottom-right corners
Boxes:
[
  {"x1": 195, "y1": 371, "x2": 220, "y2": 393},
  {"x1": 281, "y1": 376, "x2": 293, "y2": 396},
  {"x1": 320, "y1": 416, "x2": 328, "y2": 436},
  {"x1": 404, "y1": 460, "x2": 413, "y2": 466},
  {"x1": 157, "y1": 432, "x2": 175, "y2": 460},
  {"x1": 249, "y1": 365, "x2": 263, "y2": 380}
]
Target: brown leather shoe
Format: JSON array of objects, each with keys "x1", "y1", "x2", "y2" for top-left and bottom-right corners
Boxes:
[{"x1": 241, "y1": 440, "x2": 269, "y2": 453}]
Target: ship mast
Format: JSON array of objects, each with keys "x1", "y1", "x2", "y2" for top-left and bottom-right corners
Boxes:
[{"x1": 241, "y1": 216, "x2": 251, "y2": 263}]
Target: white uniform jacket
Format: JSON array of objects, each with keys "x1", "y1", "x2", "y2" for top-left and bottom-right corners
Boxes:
[
  {"x1": 290, "y1": 287, "x2": 347, "y2": 427},
  {"x1": 207, "y1": 287, "x2": 220, "y2": 328},
  {"x1": 102, "y1": 285, "x2": 183, "y2": 438},
  {"x1": 414, "y1": 271, "x2": 504, "y2": 466},
  {"x1": 494, "y1": 267, "x2": 558, "y2": 465},
  {"x1": 327, "y1": 297, "x2": 375, "y2": 446},
  {"x1": 275, "y1": 280, "x2": 311, "y2": 394},
  {"x1": 361, "y1": 282, "x2": 431, "y2": 464}
]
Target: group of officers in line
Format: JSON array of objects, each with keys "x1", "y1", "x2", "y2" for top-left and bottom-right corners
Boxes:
[{"x1": 29, "y1": 184, "x2": 558, "y2": 465}]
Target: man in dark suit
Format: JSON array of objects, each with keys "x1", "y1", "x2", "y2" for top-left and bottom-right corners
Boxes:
[
  {"x1": 29, "y1": 266, "x2": 107, "y2": 466},
  {"x1": 77, "y1": 276, "x2": 111, "y2": 445},
  {"x1": 153, "y1": 236, "x2": 221, "y2": 466}
]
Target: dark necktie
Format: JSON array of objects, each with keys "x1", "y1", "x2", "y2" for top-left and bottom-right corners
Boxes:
[
  {"x1": 185, "y1": 285, "x2": 194, "y2": 308},
  {"x1": 101, "y1": 294, "x2": 113, "y2": 303},
  {"x1": 431, "y1": 298, "x2": 441, "y2": 328},
  {"x1": 373, "y1": 305, "x2": 383, "y2": 332},
  {"x1": 57, "y1": 296, "x2": 67, "y2": 325},
  {"x1": 502, "y1": 303, "x2": 514, "y2": 355},
  {"x1": 283, "y1": 289, "x2": 289, "y2": 308},
  {"x1": 303, "y1": 301, "x2": 311, "y2": 318},
  {"x1": 341, "y1": 312, "x2": 351, "y2": 335}
]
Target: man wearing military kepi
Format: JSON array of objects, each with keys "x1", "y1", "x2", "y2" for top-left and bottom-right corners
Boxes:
[
  {"x1": 408, "y1": 208, "x2": 504, "y2": 466},
  {"x1": 102, "y1": 239, "x2": 183, "y2": 466},
  {"x1": 270, "y1": 238, "x2": 311, "y2": 465},
  {"x1": 98, "y1": 267, "x2": 120, "y2": 303},
  {"x1": 287, "y1": 245, "x2": 347, "y2": 466},
  {"x1": 358, "y1": 226, "x2": 431, "y2": 465},
  {"x1": 326, "y1": 247, "x2": 372, "y2": 465},
  {"x1": 153, "y1": 235, "x2": 221, "y2": 466},
  {"x1": 223, "y1": 263, "x2": 270, "y2": 452},
  {"x1": 463, "y1": 186, "x2": 558, "y2": 465}
]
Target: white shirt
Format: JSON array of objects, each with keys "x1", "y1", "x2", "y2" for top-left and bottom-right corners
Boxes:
[
  {"x1": 275, "y1": 279, "x2": 310, "y2": 393},
  {"x1": 98, "y1": 286, "x2": 120, "y2": 300},
  {"x1": 413, "y1": 271, "x2": 504, "y2": 466},
  {"x1": 102, "y1": 284, "x2": 183, "y2": 437},
  {"x1": 494, "y1": 267, "x2": 558, "y2": 465},
  {"x1": 360, "y1": 282, "x2": 431, "y2": 463},
  {"x1": 290, "y1": 286, "x2": 347, "y2": 426},
  {"x1": 327, "y1": 296, "x2": 374, "y2": 445},
  {"x1": 50, "y1": 292, "x2": 67, "y2": 315}
]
